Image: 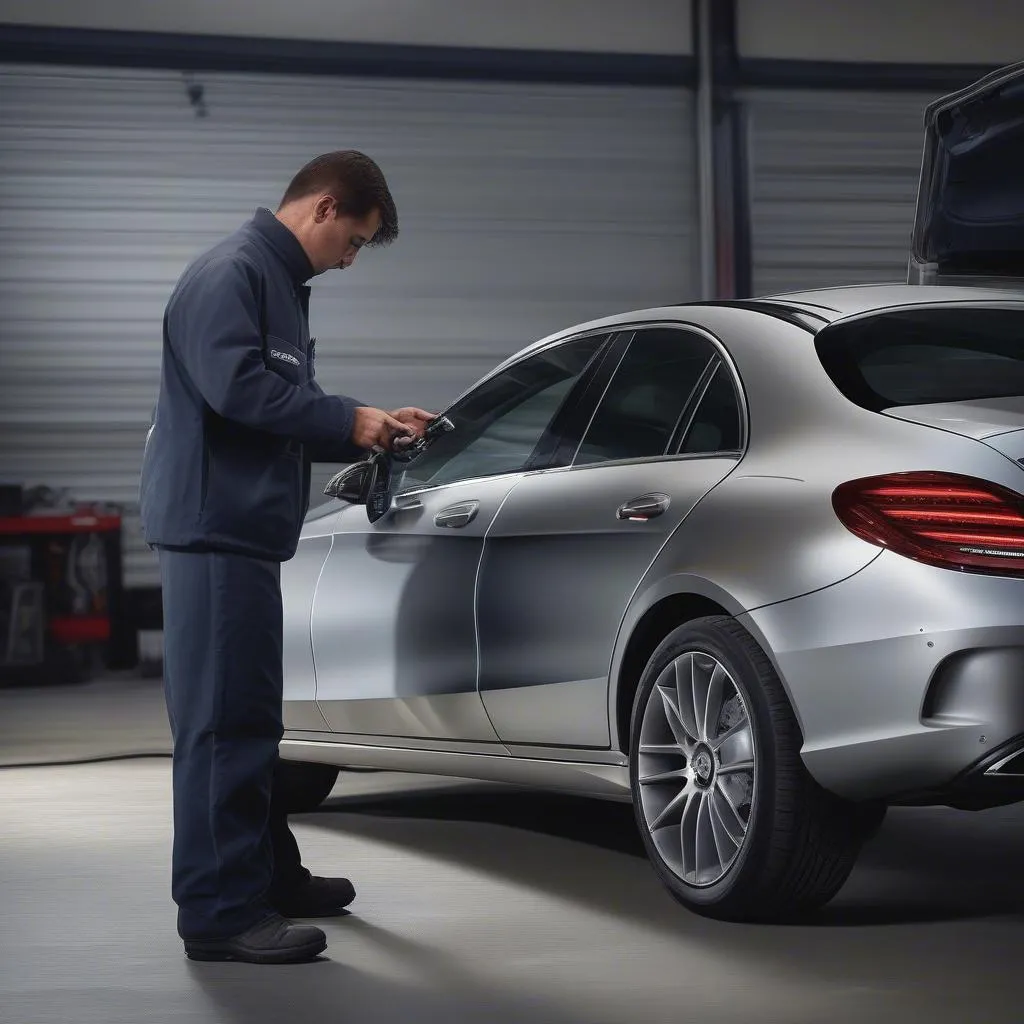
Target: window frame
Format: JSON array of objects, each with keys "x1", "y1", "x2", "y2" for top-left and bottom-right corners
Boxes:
[
  {"x1": 565, "y1": 323, "x2": 749, "y2": 470},
  {"x1": 671, "y1": 360, "x2": 746, "y2": 457},
  {"x1": 393, "y1": 329, "x2": 620, "y2": 497}
]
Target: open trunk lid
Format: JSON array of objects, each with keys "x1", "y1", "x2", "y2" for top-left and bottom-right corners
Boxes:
[{"x1": 909, "y1": 62, "x2": 1024, "y2": 287}]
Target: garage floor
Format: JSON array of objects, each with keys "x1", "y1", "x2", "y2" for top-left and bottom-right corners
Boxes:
[{"x1": 2, "y1": 677, "x2": 1023, "y2": 1024}]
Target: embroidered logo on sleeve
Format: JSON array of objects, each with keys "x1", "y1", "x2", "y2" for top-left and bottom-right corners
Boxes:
[{"x1": 270, "y1": 349, "x2": 301, "y2": 367}]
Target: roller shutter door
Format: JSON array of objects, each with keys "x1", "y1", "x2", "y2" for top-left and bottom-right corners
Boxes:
[
  {"x1": 744, "y1": 88, "x2": 933, "y2": 296},
  {"x1": 0, "y1": 64, "x2": 697, "y2": 588}
]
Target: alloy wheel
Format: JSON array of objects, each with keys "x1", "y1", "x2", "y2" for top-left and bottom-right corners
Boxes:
[{"x1": 636, "y1": 651, "x2": 756, "y2": 887}]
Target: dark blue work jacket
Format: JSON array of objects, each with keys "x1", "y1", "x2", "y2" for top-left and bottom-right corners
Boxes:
[{"x1": 140, "y1": 208, "x2": 364, "y2": 562}]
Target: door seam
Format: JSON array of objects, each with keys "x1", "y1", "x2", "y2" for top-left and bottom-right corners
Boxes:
[
  {"x1": 473, "y1": 477, "x2": 525, "y2": 754},
  {"x1": 310, "y1": 528, "x2": 336, "y2": 730}
]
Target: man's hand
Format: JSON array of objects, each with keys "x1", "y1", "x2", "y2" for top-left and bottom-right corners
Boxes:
[
  {"x1": 351, "y1": 406, "x2": 416, "y2": 450},
  {"x1": 390, "y1": 407, "x2": 437, "y2": 439}
]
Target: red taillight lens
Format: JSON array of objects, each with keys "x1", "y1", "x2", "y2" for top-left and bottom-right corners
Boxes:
[{"x1": 833, "y1": 471, "x2": 1024, "y2": 577}]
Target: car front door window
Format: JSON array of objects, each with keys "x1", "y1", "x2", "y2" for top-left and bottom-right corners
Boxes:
[{"x1": 396, "y1": 333, "x2": 608, "y2": 490}]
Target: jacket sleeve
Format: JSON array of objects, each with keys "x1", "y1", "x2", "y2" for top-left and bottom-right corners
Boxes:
[
  {"x1": 305, "y1": 377, "x2": 370, "y2": 463},
  {"x1": 167, "y1": 255, "x2": 360, "y2": 446}
]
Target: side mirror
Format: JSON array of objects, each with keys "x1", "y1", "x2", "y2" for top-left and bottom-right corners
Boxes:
[{"x1": 324, "y1": 461, "x2": 372, "y2": 504}]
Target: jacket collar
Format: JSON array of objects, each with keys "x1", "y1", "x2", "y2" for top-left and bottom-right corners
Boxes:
[{"x1": 249, "y1": 207, "x2": 315, "y2": 285}]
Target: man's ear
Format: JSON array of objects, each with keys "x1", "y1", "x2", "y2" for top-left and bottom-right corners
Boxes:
[{"x1": 312, "y1": 195, "x2": 335, "y2": 223}]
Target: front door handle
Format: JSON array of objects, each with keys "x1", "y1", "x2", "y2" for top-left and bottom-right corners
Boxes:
[
  {"x1": 617, "y1": 492, "x2": 670, "y2": 521},
  {"x1": 434, "y1": 500, "x2": 480, "y2": 529}
]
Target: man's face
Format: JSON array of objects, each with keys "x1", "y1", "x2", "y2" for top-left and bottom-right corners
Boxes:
[{"x1": 314, "y1": 198, "x2": 381, "y2": 274}]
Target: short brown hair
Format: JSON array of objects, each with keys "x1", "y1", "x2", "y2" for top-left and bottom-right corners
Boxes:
[{"x1": 279, "y1": 150, "x2": 398, "y2": 246}]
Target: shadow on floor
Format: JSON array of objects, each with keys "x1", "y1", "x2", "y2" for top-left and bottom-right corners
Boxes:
[
  {"x1": 307, "y1": 782, "x2": 1024, "y2": 931},
  {"x1": 187, "y1": 922, "x2": 594, "y2": 1024}
]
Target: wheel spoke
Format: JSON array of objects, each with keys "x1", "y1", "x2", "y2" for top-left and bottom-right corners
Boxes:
[
  {"x1": 679, "y1": 783, "x2": 703, "y2": 879},
  {"x1": 717, "y1": 760, "x2": 754, "y2": 776},
  {"x1": 716, "y1": 722, "x2": 753, "y2": 769},
  {"x1": 639, "y1": 743, "x2": 684, "y2": 755},
  {"x1": 713, "y1": 778, "x2": 747, "y2": 843},
  {"x1": 657, "y1": 682, "x2": 693, "y2": 751},
  {"x1": 692, "y1": 659, "x2": 724, "y2": 741},
  {"x1": 673, "y1": 655, "x2": 702, "y2": 743},
  {"x1": 648, "y1": 784, "x2": 692, "y2": 833},
  {"x1": 709, "y1": 788, "x2": 741, "y2": 860},
  {"x1": 695, "y1": 790, "x2": 721, "y2": 882},
  {"x1": 639, "y1": 767, "x2": 689, "y2": 786}
]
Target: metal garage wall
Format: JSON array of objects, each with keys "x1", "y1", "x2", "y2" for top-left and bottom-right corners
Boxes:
[
  {"x1": 737, "y1": 0, "x2": 1023, "y2": 66},
  {"x1": 0, "y1": 64, "x2": 697, "y2": 588},
  {"x1": 743, "y1": 89, "x2": 932, "y2": 296},
  {"x1": 0, "y1": 0, "x2": 693, "y2": 56}
]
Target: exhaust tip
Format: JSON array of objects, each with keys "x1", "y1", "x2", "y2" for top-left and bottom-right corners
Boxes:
[{"x1": 985, "y1": 748, "x2": 1024, "y2": 777}]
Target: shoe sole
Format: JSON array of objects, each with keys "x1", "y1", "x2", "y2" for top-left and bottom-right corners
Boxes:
[{"x1": 184, "y1": 935, "x2": 327, "y2": 964}]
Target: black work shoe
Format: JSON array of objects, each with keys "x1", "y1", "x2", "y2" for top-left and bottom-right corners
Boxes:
[
  {"x1": 184, "y1": 913, "x2": 327, "y2": 964},
  {"x1": 270, "y1": 876, "x2": 357, "y2": 918}
]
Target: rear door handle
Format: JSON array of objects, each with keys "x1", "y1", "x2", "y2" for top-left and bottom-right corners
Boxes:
[
  {"x1": 617, "y1": 493, "x2": 670, "y2": 521},
  {"x1": 434, "y1": 500, "x2": 480, "y2": 529}
]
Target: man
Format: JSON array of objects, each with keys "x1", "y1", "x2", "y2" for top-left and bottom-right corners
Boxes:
[{"x1": 140, "y1": 151, "x2": 433, "y2": 964}]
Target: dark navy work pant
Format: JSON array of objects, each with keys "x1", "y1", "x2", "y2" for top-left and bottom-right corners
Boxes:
[{"x1": 159, "y1": 548, "x2": 309, "y2": 940}]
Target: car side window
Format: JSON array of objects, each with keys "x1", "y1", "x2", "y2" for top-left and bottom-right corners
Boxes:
[
  {"x1": 574, "y1": 328, "x2": 717, "y2": 465},
  {"x1": 679, "y1": 363, "x2": 743, "y2": 455},
  {"x1": 396, "y1": 333, "x2": 608, "y2": 490}
]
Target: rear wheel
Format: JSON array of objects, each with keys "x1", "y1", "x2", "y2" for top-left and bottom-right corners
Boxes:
[
  {"x1": 275, "y1": 760, "x2": 340, "y2": 814},
  {"x1": 629, "y1": 616, "x2": 866, "y2": 922}
]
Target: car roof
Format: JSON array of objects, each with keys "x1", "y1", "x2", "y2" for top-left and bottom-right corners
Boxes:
[
  {"x1": 547, "y1": 284, "x2": 1024, "y2": 339},
  {"x1": 481, "y1": 283, "x2": 1024, "y2": 386}
]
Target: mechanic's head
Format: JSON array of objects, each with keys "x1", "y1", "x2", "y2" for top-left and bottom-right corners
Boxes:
[{"x1": 276, "y1": 150, "x2": 398, "y2": 275}]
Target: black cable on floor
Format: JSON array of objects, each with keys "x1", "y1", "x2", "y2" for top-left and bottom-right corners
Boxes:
[{"x1": 0, "y1": 752, "x2": 172, "y2": 770}]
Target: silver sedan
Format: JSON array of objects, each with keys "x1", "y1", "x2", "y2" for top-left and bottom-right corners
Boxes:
[
  {"x1": 280, "y1": 62, "x2": 1024, "y2": 921},
  {"x1": 279, "y1": 284, "x2": 1024, "y2": 921}
]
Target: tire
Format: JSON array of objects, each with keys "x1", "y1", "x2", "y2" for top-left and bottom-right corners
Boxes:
[
  {"x1": 275, "y1": 760, "x2": 340, "y2": 814},
  {"x1": 629, "y1": 616, "x2": 865, "y2": 922}
]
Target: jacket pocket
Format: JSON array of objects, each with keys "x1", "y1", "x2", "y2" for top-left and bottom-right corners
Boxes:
[{"x1": 200, "y1": 428, "x2": 303, "y2": 556}]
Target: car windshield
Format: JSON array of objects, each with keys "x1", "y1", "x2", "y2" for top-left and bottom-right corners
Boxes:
[{"x1": 815, "y1": 306, "x2": 1024, "y2": 411}]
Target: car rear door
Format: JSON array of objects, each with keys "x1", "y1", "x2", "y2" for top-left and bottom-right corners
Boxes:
[
  {"x1": 311, "y1": 329, "x2": 614, "y2": 743},
  {"x1": 910, "y1": 61, "x2": 1024, "y2": 286},
  {"x1": 476, "y1": 325, "x2": 745, "y2": 751}
]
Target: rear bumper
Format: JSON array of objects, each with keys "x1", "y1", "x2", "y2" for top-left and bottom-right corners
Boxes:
[
  {"x1": 901, "y1": 733, "x2": 1024, "y2": 810},
  {"x1": 742, "y1": 550, "x2": 1024, "y2": 804}
]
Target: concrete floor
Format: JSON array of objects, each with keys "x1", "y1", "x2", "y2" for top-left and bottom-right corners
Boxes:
[
  {"x1": 2, "y1": 677, "x2": 1024, "y2": 1023},
  {"x1": 0, "y1": 673, "x2": 171, "y2": 767}
]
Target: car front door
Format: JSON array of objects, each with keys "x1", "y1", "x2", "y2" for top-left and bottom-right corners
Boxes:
[
  {"x1": 476, "y1": 325, "x2": 746, "y2": 750},
  {"x1": 311, "y1": 330, "x2": 613, "y2": 742}
]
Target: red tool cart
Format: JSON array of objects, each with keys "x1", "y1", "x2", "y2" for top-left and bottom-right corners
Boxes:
[{"x1": 0, "y1": 508, "x2": 126, "y2": 684}]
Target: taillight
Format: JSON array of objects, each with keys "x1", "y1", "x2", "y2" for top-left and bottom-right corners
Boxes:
[{"x1": 833, "y1": 471, "x2": 1024, "y2": 577}]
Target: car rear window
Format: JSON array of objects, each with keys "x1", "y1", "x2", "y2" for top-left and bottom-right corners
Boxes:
[{"x1": 815, "y1": 306, "x2": 1024, "y2": 411}]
